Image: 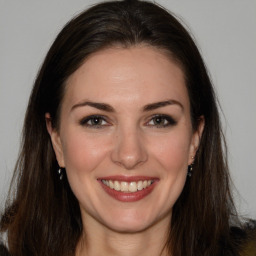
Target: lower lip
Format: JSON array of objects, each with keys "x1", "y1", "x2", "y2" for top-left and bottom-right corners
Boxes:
[{"x1": 99, "y1": 180, "x2": 158, "y2": 202}]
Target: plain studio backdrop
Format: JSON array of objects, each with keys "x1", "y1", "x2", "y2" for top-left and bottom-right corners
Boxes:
[{"x1": 0, "y1": 0, "x2": 256, "y2": 219}]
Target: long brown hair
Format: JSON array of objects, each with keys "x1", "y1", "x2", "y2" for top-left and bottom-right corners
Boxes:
[{"x1": 1, "y1": 0, "x2": 240, "y2": 255}]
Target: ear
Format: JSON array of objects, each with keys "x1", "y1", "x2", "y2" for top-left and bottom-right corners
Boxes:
[
  {"x1": 45, "y1": 113, "x2": 65, "y2": 167},
  {"x1": 188, "y1": 116, "x2": 205, "y2": 165}
]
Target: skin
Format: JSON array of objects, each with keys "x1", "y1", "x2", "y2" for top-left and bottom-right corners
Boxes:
[{"x1": 46, "y1": 46, "x2": 204, "y2": 256}]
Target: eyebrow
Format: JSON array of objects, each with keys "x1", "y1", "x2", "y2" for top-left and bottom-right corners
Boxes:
[
  {"x1": 71, "y1": 99, "x2": 183, "y2": 112},
  {"x1": 71, "y1": 101, "x2": 115, "y2": 112},
  {"x1": 143, "y1": 100, "x2": 183, "y2": 111}
]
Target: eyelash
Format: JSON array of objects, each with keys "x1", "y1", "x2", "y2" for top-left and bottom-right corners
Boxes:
[
  {"x1": 79, "y1": 115, "x2": 109, "y2": 128},
  {"x1": 146, "y1": 114, "x2": 177, "y2": 128},
  {"x1": 79, "y1": 114, "x2": 177, "y2": 129}
]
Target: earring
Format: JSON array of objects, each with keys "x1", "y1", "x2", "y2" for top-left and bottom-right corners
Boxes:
[
  {"x1": 57, "y1": 168, "x2": 64, "y2": 180},
  {"x1": 187, "y1": 164, "x2": 193, "y2": 177},
  {"x1": 187, "y1": 156, "x2": 194, "y2": 177}
]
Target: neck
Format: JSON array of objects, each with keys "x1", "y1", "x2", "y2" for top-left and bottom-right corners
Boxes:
[{"x1": 76, "y1": 215, "x2": 171, "y2": 256}]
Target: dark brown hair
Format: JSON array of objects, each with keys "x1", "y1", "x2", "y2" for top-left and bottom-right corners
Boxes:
[{"x1": 1, "y1": 0, "x2": 240, "y2": 255}]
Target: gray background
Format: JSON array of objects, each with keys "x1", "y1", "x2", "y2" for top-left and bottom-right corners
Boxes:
[{"x1": 0, "y1": 0, "x2": 256, "y2": 218}]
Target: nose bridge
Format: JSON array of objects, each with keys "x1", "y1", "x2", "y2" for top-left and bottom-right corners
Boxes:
[{"x1": 111, "y1": 123, "x2": 148, "y2": 170}]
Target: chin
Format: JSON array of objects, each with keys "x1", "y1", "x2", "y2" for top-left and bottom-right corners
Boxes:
[
  {"x1": 100, "y1": 210, "x2": 164, "y2": 234},
  {"x1": 106, "y1": 220, "x2": 153, "y2": 234}
]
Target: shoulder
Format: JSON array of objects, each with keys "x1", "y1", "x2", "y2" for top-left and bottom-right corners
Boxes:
[{"x1": 231, "y1": 219, "x2": 256, "y2": 256}]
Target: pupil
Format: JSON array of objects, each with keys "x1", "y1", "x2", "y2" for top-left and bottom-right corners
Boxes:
[
  {"x1": 93, "y1": 118, "x2": 100, "y2": 124},
  {"x1": 155, "y1": 117, "x2": 162, "y2": 124}
]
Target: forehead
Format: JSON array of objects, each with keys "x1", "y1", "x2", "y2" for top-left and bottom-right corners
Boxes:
[{"x1": 63, "y1": 46, "x2": 189, "y2": 111}]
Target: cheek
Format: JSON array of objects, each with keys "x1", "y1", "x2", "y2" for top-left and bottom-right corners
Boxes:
[
  {"x1": 153, "y1": 131, "x2": 192, "y2": 203},
  {"x1": 150, "y1": 131, "x2": 192, "y2": 173},
  {"x1": 61, "y1": 132, "x2": 110, "y2": 176}
]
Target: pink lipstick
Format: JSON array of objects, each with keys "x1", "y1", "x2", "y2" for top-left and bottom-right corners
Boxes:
[{"x1": 97, "y1": 176, "x2": 159, "y2": 202}]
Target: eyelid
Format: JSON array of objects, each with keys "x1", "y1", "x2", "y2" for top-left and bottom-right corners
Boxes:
[
  {"x1": 79, "y1": 114, "x2": 110, "y2": 127},
  {"x1": 145, "y1": 114, "x2": 177, "y2": 127},
  {"x1": 79, "y1": 114, "x2": 177, "y2": 129}
]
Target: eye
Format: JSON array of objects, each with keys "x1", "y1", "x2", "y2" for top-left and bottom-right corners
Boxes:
[
  {"x1": 147, "y1": 115, "x2": 177, "y2": 128},
  {"x1": 80, "y1": 115, "x2": 109, "y2": 128}
]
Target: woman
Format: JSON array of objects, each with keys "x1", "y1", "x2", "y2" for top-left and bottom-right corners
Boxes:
[{"x1": 0, "y1": 0, "x2": 255, "y2": 255}]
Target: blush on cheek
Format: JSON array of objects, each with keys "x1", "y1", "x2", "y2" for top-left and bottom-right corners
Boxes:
[
  {"x1": 155, "y1": 138, "x2": 191, "y2": 171},
  {"x1": 62, "y1": 134, "x2": 110, "y2": 176}
]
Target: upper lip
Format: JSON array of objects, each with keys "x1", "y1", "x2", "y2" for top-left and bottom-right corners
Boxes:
[{"x1": 97, "y1": 175, "x2": 159, "y2": 182}]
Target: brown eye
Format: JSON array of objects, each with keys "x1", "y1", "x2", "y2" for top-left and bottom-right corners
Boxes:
[
  {"x1": 89, "y1": 117, "x2": 102, "y2": 125},
  {"x1": 80, "y1": 115, "x2": 108, "y2": 127},
  {"x1": 153, "y1": 116, "x2": 168, "y2": 126},
  {"x1": 147, "y1": 115, "x2": 177, "y2": 128}
]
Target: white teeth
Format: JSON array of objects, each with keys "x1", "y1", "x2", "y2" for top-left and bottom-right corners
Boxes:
[
  {"x1": 102, "y1": 179, "x2": 154, "y2": 193},
  {"x1": 143, "y1": 180, "x2": 148, "y2": 189},
  {"x1": 129, "y1": 182, "x2": 137, "y2": 192},
  {"x1": 120, "y1": 182, "x2": 128, "y2": 192},
  {"x1": 109, "y1": 180, "x2": 114, "y2": 189},
  {"x1": 114, "y1": 181, "x2": 121, "y2": 191},
  {"x1": 137, "y1": 181, "x2": 143, "y2": 191}
]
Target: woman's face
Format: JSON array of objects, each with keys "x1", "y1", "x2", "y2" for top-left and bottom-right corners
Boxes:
[{"x1": 48, "y1": 46, "x2": 203, "y2": 233}]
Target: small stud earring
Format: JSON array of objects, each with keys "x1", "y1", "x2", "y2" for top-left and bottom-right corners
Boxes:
[{"x1": 57, "y1": 168, "x2": 64, "y2": 180}]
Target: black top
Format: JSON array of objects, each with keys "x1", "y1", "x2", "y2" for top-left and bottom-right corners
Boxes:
[{"x1": 0, "y1": 243, "x2": 9, "y2": 256}]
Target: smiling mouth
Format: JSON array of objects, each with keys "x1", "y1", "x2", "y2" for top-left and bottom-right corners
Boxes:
[
  {"x1": 98, "y1": 176, "x2": 158, "y2": 202},
  {"x1": 101, "y1": 179, "x2": 154, "y2": 193}
]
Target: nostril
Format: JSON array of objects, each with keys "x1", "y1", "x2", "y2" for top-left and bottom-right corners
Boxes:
[
  {"x1": 111, "y1": 147, "x2": 148, "y2": 170},
  {"x1": 110, "y1": 130, "x2": 148, "y2": 169}
]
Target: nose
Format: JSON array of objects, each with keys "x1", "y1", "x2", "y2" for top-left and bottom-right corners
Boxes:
[{"x1": 111, "y1": 127, "x2": 148, "y2": 170}]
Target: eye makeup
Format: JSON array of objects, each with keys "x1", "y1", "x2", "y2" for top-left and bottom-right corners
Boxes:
[{"x1": 146, "y1": 114, "x2": 177, "y2": 128}]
